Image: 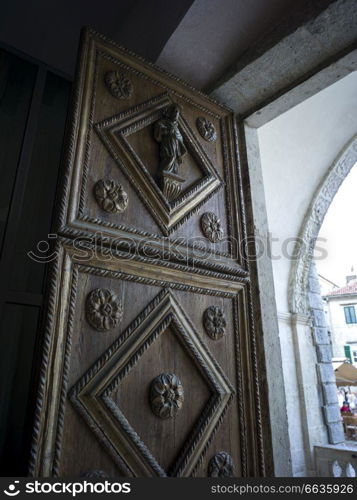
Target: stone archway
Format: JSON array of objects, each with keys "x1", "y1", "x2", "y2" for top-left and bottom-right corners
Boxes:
[
  {"x1": 289, "y1": 134, "x2": 357, "y2": 444},
  {"x1": 290, "y1": 134, "x2": 357, "y2": 316}
]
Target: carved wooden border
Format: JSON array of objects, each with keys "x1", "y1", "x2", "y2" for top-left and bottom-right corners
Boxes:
[
  {"x1": 28, "y1": 239, "x2": 62, "y2": 477},
  {"x1": 232, "y1": 296, "x2": 247, "y2": 476},
  {"x1": 55, "y1": 224, "x2": 249, "y2": 280},
  {"x1": 97, "y1": 47, "x2": 226, "y2": 120},
  {"x1": 234, "y1": 119, "x2": 266, "y2": 475}
]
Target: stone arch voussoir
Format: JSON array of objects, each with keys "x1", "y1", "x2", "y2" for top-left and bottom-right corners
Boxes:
[{"x1": 289, "y1": 134, "x2": 357, "y2": 315}]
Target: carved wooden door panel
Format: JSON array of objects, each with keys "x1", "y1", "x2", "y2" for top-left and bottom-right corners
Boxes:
[{"x1": 30, "y1": 28, "x2": 272, "y2": 477}]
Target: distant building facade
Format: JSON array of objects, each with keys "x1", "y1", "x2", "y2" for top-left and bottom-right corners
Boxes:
[{"x1": 323, "y1": 272, "x2": 357, "y2": 366}]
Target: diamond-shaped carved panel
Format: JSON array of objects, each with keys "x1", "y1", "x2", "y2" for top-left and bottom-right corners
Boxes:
[
  {"x1": 111, "y1": 324, "x2": 211, "y2": 471},
  {"x1": 69, "y1": 289, "x2": 234, "y2": 477},
  {"x1": 95, "y1": 94, "x2": 222, "y2": 235}
]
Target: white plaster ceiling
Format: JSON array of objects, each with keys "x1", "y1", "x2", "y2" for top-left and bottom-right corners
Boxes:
[{"x1": 157, "y1": 0, "x2": 310, "y2": 89}]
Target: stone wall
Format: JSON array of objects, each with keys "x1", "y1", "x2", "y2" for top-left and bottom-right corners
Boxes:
[
  {"x1": 242, "y1": 73, "x2": 357, "y2": 476},
  {"x1": 210, "y1": 0, "x2": 357, "y2": 476},
  {"x1": 308, "y1": 262, "x2": 344, "y2": 444}
]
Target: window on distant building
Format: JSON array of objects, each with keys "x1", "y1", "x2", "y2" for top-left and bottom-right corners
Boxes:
[
  {"x1": 353, "y1": 350, "x2": 357, "y2": 363},
  {"x1": 344, "y1": 305, "x2": 357, "y2": 324}
]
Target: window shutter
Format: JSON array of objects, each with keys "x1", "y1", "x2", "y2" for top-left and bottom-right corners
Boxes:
[{"x1": 344, "y1": 345, "x2": 352, "y2": 363}]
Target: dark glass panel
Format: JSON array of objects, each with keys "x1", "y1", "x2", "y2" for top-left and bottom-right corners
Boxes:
[
  {"x1": 0, "y1": 303, "x2": 40, "y2": 475},
  {"x1": 10, "y1": 71, "x2": 70, "y2": 294},
  {"x1": 0, "y1": 50, "x2": 37, "y2": 255}
]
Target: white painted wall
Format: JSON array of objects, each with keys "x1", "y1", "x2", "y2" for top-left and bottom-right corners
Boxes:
[
  {"x1": 248, "y1": 71, "x2": 357, "y2": 476},
  {"x1": 258, "y1": 71, "x2": 357, "y2": 315}
]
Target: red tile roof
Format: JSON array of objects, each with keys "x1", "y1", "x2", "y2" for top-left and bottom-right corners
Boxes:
[{"x1": 325, "y1": 280, "x2": 357, "y2": 297}]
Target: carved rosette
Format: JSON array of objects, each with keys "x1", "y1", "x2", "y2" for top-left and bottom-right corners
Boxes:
[
  {"x1": 94, "y1": 179, "x2": 128, "y2": 213},
  {"x1": 196, "y1": 117, "x2": 217, "y2": 142},
  {"x1": 203, "y1": 306, "x2": 226, "y2": 340},
  {"x1": 105, "y1": 70, "x2": 133, "y2": 99},
  {"x1": 208, "y1": 452, "x2": 234, "y2": 477},
  {"x1": 86, "y1": 288, "x2": 123, "y2": 331},
  {"x1": 150, "y1": 373, "x2": 184, "y2": 419},
  {"x1": 201, "y1": 212, "x2": 224, "y2": 242}
]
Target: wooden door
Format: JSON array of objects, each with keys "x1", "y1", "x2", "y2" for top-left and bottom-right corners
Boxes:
[{"x1": 29, "y1": 28, "x2": 272, "y2": 478}]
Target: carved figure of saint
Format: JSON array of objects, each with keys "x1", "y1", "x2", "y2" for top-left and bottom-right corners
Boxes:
[{"x1": 154, "y1": 104, "x2": 187, "y2": 175}]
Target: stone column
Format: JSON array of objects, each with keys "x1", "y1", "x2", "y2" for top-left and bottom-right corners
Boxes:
[{"x1": 308, "y1": 261, "x2": 344, "y2": 444}]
